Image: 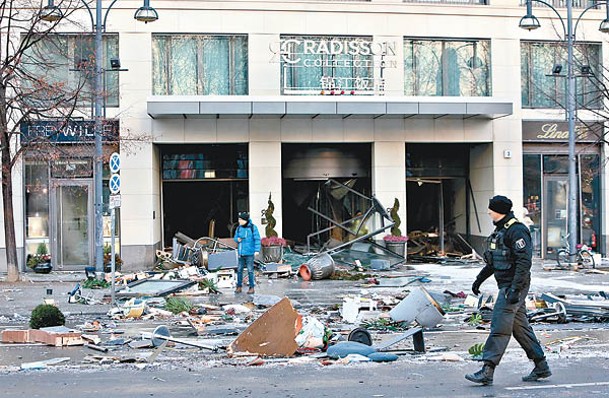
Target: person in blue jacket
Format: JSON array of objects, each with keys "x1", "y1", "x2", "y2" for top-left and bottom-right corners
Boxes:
[{"x1": 233, "y1": 211, "x2": 261, "y2": 294}]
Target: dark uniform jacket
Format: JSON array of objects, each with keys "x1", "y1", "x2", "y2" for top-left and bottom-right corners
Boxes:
[{"x1": 476, "y1": 212, "x2": 533, "y2": 291}]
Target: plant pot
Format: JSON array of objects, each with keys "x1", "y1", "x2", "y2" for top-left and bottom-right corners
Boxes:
[
  {"x1": 299, "y1": 254, "x2": 335, "y2": 281},
  {"x1": 33, "y1": 262, "x2": 53, "y2": 274},
  {"x1": 261, "y1": 245, "x2": 283, "y2": 263},
  {"x1": 104, "y1": 262, "x2": 122, "y2": 273},
  {"x1": 385, "y1": 241, "x2": 406, "y2": 258}
]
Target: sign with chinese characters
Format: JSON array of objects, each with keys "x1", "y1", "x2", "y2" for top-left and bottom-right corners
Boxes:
[
  {"x1": 20, "y1": 119, "x2": 119, "y2": 144},
  {"x1": 272, "y1": 37, "x2": 397, "y2": 96},
  {"x1": 522, "y1": 121, "x2": 603, "y2": 143}
]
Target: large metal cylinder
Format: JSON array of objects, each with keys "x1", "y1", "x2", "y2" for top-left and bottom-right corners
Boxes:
[{"x1": 299, "y1": 254, "x2": 335, "y2": 281}]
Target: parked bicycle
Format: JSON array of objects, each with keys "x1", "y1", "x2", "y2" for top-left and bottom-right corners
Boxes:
[{"x1": 556, "y1": 234, "x2": 595, "y2": 269}]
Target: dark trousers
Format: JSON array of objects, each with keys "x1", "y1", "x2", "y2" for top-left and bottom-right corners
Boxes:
[
  {"x1": 482, "y1": 284, "x2": 545, "y2": 367},
  {"x1": 237, "y1": 255, "x2": 255, "y2": 288}
]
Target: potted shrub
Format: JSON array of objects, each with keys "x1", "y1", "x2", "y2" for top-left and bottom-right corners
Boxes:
[
  {"x1": 27, "y1": 243, "x2": 52, "y2": 274},
  {"x1": 103, "y1": 243, "x2": 123, "y2": 273},
  {"x1": 260, "y1": 193, "x2": 287, "y2": 263},
  {"x1": 384, "y1": 198, "x2": 408, "y2": 258}
]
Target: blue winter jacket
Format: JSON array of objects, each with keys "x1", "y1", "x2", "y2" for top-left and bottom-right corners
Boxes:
[{"x1": 233, "y1": 221, "x2": 261, "y2": 256}]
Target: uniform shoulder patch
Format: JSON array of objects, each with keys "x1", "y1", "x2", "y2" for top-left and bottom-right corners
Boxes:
[{"x1": 515, "y1": 238, "x2": 527, "y2": 250}]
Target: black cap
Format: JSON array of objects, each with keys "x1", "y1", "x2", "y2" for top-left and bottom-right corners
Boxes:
[
  {"x1": 238, "y1": 211, "x2": 250, "y2": 221},
  {"x1": 488, "y1": 195, "x2": 512, "y2": 215}
]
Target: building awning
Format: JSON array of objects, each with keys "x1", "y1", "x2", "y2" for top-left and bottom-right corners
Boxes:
[{"x1": 147, "y1": 96, "x2": 513, "y2": 120}]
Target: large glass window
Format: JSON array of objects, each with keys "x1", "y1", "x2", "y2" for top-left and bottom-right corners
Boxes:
[
  {"x1": 25, "y1": 161, "x2": 50, "y2": 258},
  {"x1": 523, "y1": 152, "x2": 601, "y2": 256},
  {"x1": 521, "y1": 41, "x2": 601, "y2": 108},
  {"x1": 280, "y1": 36, "x2": 375, "y2": 95},
  {"x1": 152, "y1": 35, "x2": 248, "y2": 95},
  {"x1": 523, "y1": 154, "x2": 542, "y2": 256},
  {"x1": 581, "y1": 154, "x2": 601, "y2": 250},
  {"x1": 404, "y1": 38, "x2": 491, "y2": 96},
  {"x1": 21, "y1": 34, "x2": 120, "y2": 107}
]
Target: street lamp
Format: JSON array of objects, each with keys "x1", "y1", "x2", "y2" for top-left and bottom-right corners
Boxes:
[
  {"x1": 520, "y1": 0, "x2": 608, "y2": 260},
  {"x1": 40, "y1": 0, "x2": 159, "y2": 273}
]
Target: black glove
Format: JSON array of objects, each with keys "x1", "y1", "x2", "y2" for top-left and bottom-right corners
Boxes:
[
  {"x1": 506, "y1": 288, "x2": 520, "y2": 304},
  {"x1": 472, "y1": 279, "x2": 482, "y2": 296},
  {"x1": 483, "y1": 251, "x2": 493, "y2": 266}
]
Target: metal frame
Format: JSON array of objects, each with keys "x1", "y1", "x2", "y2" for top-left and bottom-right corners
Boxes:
[{"x1": 305, "y1": 179, "x2": 395, "y2": 255}]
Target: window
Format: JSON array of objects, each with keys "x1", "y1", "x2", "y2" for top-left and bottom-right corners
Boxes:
[
  {"x1": 521, "y1": 41, "x2": 601, "y2": 109},
  {"x1": 152, "y1": 35, "x2": 248, "y2": 95},
  {"x1": 22, "y1": 34, "x2": 120, "y2": 107},
  {"x1": 280, "y1": 36, "x2": 380, "y2": 95},
  {"x1": 404, "y1": 38, "x2": 491, "y2": 96},
  {"x1": 25, "y1": 161, "x2": 50, "y2": 259}
]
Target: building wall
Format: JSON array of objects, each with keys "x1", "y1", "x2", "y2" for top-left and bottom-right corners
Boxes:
[{"x1": 3, "y1": 0, "x2": 609, "y2": 271}]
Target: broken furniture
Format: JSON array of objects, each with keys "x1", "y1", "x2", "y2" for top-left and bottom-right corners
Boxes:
[
  {"x1": 540, "y1": 293, "x2": 609, "y2": 322},
  {"x1": 160, "y1": 232, "x2": 238, "y2": 270},
  {"x1": 142, "y1": 325, "x2": 218, "y2": 351},
  {"x1": 306, "y1": 180, "x2": 395, "y2": 255},
  {"x1": 382, "y1": 286, "x2": 446, "y2": 353}
]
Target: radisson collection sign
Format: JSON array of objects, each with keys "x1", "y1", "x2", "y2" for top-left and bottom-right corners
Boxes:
[{"x1": 270, "y1": 37, "x2": 397, "y2": 95}]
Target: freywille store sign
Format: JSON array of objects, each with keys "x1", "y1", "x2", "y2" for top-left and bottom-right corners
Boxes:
[
  {"x1": 21, "y1": 119, "x2": 119, "y2": 143},
  {"x1": 522, "y1": 121, "x2": 602, "y2": 143}
]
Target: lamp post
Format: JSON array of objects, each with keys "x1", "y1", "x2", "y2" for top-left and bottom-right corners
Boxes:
[
  {"x1": 41, "y1": 0, "x2": 159, "y2": 273},
  {"x1": 520, "y1": 0, "x2": 609, "y2": 260}
]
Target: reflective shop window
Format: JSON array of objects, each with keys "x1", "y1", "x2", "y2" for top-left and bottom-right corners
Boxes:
[
  {"x1": 404, "y1": 38, "x2": 491, "y2": 96},
  {"x1": 521, "y1": 41, "x2": 602, "y2": 109},
  {"x1": 523, "y1": 153, "x2": 601, "y2": 255},
  {"x1": 152, "y1": 34, "x2": 248, "y2": 95},
  {"x1": 25, "y1": 161, "x2": 50, "y2": 258},
  {"x1": 523, "y1": 154, "x2": 542, "y2": 256},
  {"x1": 280, "y1": 36, "x2": 375, "y2": 95},
  {"x1": 580, "y1": 154, "x2": 601, "y2": 250},
  {"x1": 21, "y1": 34, "x2": 120, "y2": 107}
]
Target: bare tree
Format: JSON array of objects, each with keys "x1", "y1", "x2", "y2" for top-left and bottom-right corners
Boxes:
[{"x1": 1, "y1": 0, "x2": 87, "y2": 281}]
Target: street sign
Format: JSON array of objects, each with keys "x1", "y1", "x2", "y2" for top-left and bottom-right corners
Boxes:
[
  {"x1": 109, "y1": 152, "x2": 121, "y2": 174},
  {"x1": 109, "y1": 194, "x2": 122, "y2": 209},
  {"x1": 109, "y1": 174, "x2": 121, "y2": 194}
]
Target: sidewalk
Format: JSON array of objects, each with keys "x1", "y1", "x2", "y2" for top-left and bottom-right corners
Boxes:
[{"x1": 1, "y1": 259, "x2": 608, "y2": 320}]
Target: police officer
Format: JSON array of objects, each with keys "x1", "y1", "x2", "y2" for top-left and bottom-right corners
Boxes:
[{"x1": 465, "y1": 195, "x2": 550, "y2": 385}]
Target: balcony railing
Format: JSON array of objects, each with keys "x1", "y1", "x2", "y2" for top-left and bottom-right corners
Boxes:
[
  {"x1": 403, "y1": 0, "x2": 489, "y2": 4},
  {"x1": 520, "y1": 0, "x2": 600, "y2": 9}
]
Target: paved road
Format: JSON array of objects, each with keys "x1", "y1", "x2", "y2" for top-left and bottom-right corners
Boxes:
[{"x1": 1, "y1": 354, "x2": 609, "y2": 398}]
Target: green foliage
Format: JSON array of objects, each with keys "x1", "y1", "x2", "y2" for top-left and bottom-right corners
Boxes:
[
  {"x1": 30, "y1": 304, "x2": 65, "y2": 329},
  {"x1": 164, "y1": 297, "x2": 194, "y2": 314},
  {"x1": 36, "y1": 243, "x2": 49, "y2": 256},
  {"x1": 468, "y1": 313, "x2": 483, "y2": 326},
  {"x1": 263, "y1": 192, "x2": 278, "y2": 238},
  {"x1": 361, "y1": 318, "x2": 409, "y2": 332},
  {"x1": 82, "y1": 278, "x2": 110, "y2": 289},
  {"x1": 198, "y1": 278, "x2": 220, "y2": 294},
  {"x1": 389, "y1": 198, "x2": 402, "y2": 236},
  {"x1": 468, "y1": 343, "x2": 485, "y2": 358}
]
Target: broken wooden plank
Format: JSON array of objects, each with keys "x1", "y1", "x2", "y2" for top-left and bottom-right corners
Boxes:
[{"x1": 228, "y1": 297, "x2": 300, "y2": 357}]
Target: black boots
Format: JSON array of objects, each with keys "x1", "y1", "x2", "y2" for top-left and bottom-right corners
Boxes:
[
  {"x1": 522, "y1": 359, "x2": 552, "y2": 382},
  {"x1": 465, "y1": 362, "x2": 495, "y2": 385}
]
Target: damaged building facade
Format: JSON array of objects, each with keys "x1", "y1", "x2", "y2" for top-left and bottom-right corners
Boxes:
[{"x1": 1, "y1": 0, "x2": 609, "y2": 272}]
